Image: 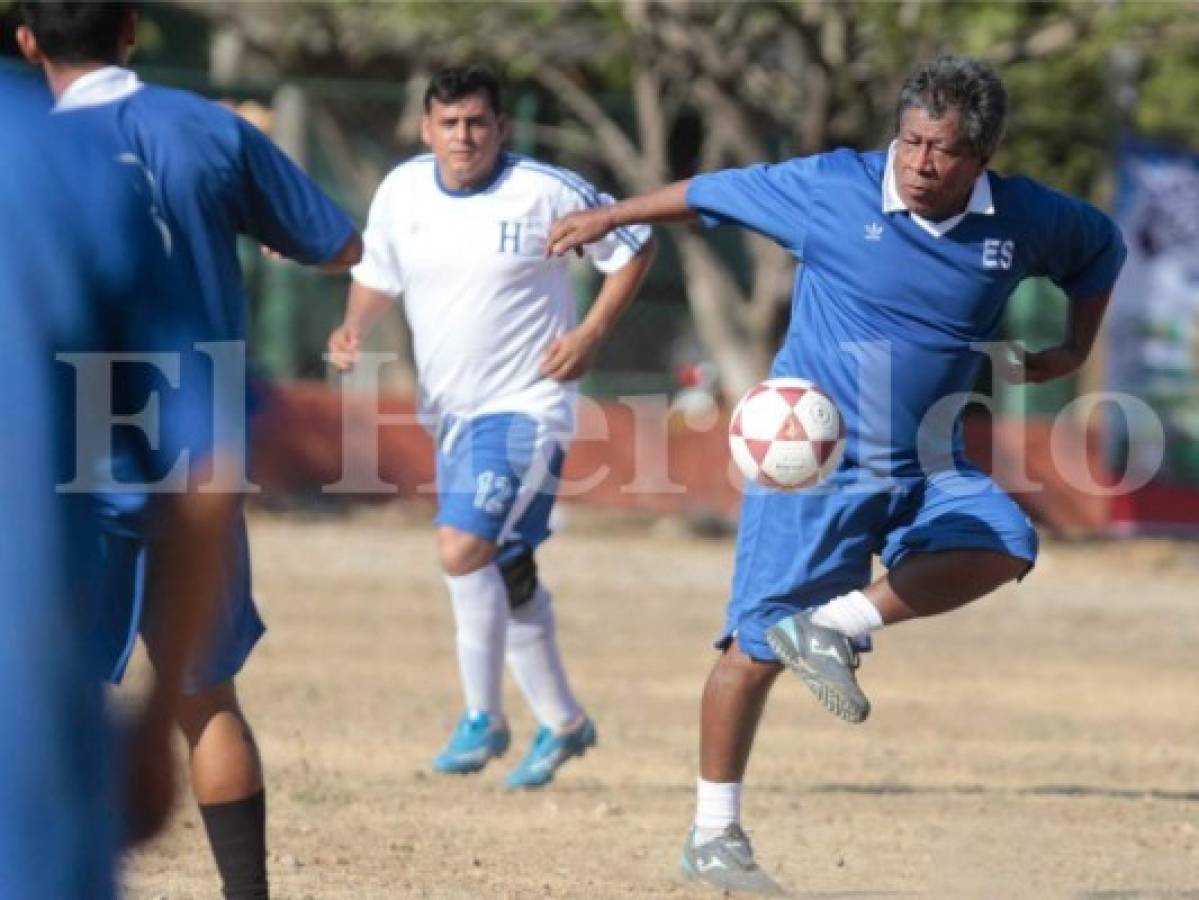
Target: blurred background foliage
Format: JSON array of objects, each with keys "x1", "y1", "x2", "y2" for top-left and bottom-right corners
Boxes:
[{"x1": 3, "y1": 0, "x2": 1197, "y2": 406}]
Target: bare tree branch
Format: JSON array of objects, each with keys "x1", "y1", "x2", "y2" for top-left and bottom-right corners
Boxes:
[
  {"x1": 529, "y1": 64, "x2": 653, "y2": 193},
  {"x1": 179, "y1": 0, "x2": 1156, "y2": 401},
  {"x1": 987, "y1": 12, "x2": 1097, "y2": 66}
]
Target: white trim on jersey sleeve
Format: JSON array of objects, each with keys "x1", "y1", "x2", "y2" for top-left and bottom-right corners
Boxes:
[
  {"x1": 582, "y1": 187, "x2": 653, "y2": 274},
  {"x1": 519, "y1": 159, "x2": 651, "y2": 275},
  {"x1": 350, "y1": 169, "x2": 405, "y2": 298}
]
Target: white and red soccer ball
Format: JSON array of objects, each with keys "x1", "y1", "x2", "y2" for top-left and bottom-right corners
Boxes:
[{"x1": 728, "y1": 377, "x2": 845, "y2": 490}]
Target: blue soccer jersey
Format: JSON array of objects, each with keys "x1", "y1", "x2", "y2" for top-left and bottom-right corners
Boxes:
[
  {"x1": 688, "y1": 147, "x2": 1127, "y2": 477},
  {"x1": 687, "y1": 146, "x2": 1126, "y2": 661},
  {"x1": 54, "y1": 66, "x2": 356, "y2": 690},
  {"x1": 57, "y1": 67, "x2": 357, "y2": 347},
  {"x1": 0, "y1": 65, "x2": 207, "y2": 900}
]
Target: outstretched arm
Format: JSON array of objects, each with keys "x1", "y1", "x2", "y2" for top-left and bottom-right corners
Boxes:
[
  {"x1": 238, "y1": 118, "x2": 362, "y2": 270},
  {"x1": 261, "y1": 232, "x2": 362, "y2": 271},
  {"x1": 319, "y1": 234, "x2": 364, "y2": 273},
  {"x1": 327, "y1": 280, "x2": 395, "y2": 373},
  {"x1": 546, "y1": 182, "x2": 694, "y2": 258},
  {"x1": 542, "y1": 237, "x2": 658, "y2": 382}
]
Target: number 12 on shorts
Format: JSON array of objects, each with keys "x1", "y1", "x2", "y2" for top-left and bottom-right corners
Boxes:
[{"x1": 474, "y1": 470, "x2": 514, "y2": 517}]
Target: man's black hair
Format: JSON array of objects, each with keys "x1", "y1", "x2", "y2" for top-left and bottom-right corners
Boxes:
[
  {"x1": 896, "y1": 55, "x2": 1008, "y2": 160},
  {"x1": 19, "y1": 2, "x2": 137, "y2": 65},
  {"x1": 423, "y1": 65, "x2": 503, "y2": 115}
]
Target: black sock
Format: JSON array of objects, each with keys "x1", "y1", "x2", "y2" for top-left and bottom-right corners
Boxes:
[{"x1": 199, "y1": 789, "x2": 269, "y2": 900}]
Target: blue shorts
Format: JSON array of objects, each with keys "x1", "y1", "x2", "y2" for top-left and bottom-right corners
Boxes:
[
  {"x1": 723, "y1": 465, "x2": 1038, "y2": 662},
  {"x1": 91, "y1": 497, "x2": 265, "y2": 695},
  {"x1": 433, "y1": 412, "x2": 565, "y2": 558}
]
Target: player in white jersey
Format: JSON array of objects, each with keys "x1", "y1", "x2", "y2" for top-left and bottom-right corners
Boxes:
[{"x1": 328, "y1": 66, "x2": 655, "y2": 788}]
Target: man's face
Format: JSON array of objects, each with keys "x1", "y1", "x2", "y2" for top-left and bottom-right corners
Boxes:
[
  {"x1": 894, "y1": 106, "x2": 987, "y2": 221},
  {"x1": 421, "y1": 93, "x2": 506, "y2": 191}
]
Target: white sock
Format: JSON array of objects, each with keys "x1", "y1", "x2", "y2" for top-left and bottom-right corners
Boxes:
[
  {"x1": 444, "y1": 565, "x2": 508, "y2": 717},
  {"x1": 810, "y1": 589, "x2": 884, "y2": 641},
  {"x1": 505, "y1": 583, "x2": 582, "y2": 732},
  {"x1": 694, "y1": 778, "x2": 741, "y2": 845}
]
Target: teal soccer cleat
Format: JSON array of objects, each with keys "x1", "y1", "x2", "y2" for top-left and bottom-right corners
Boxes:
[
  {"x1": 504, "y1": 717, "x2": 597, "y2": 789},
  {"x1": 431, "y1": 711, "x2": 511, "y2": 775}
]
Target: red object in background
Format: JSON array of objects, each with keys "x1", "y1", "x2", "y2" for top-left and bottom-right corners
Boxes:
[
  {"x1": 1109, "y1": 482, "x2": 1199, "y2": 535},
  {"x1": 674, "y1": 363, "x2": 704, "y2": 388},
  {"x1": 961, "y1": 415, "x2": 1111, "y2": 538},
  {"x1": 251, "y1": 382, "x2": 434, "y2": 499},
  {"x1": 675, "y1": 361, "x2": 719, "y2": 391},
  {"x1": 251, "y1": 383, "x2": 1199, "y2": 537}
]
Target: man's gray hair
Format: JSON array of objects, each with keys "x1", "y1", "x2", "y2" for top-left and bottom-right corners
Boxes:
[{"x1": 896, "y1": 56, "x2": 1008, "y2": 160}]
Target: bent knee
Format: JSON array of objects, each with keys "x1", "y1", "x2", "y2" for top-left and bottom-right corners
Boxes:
[
  {"x1": 963, "y1": 548, "x2": 1032, "y2": 582},
  {"x1": 719, "y1": 638, "x2": 783, "y2": 683},
  {"x1": 176, "y1": 681, "x2": 250, "y2": 743},
  {"x1": 437, "y1": 527, "x2": 496, "y2": 576},
  {"x1": 991, "y1": 550, "x2": 1034, "y2": 584}
]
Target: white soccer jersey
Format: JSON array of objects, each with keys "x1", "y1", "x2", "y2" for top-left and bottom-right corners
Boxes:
[{"x1": 352, "y1": 152, "x2": 651, "y2": 434}]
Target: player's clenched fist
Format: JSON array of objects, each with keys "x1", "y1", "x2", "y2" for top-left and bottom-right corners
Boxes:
[
  {"x1": 327, "y1": 324, "x2": 361, "y2": 373},
  {"x1": 546, "y1": 207, "x2": 615, "y2": 258},
  {"x1": 541, "y1": 324, "x2": 602, "y2": 382}
]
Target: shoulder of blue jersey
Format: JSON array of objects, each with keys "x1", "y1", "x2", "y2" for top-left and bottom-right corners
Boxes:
[
  {"x1": 115, "y1": 83, "x2": 244, "y2": 150},
  {"x1": 135, "y1": 83, "x2": 239, "y2": 121},
  {"x1": 759, "y1": 147, "x2": 884, "y2": 194},
  {"x1": 814, "y1": 147, "x2": 885, "y2": 182},
  {"x1": 987, "y1": 171, "x2": 1105, "y2": 228}
]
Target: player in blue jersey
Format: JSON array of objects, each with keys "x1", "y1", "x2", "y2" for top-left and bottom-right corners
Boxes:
[
  {"x1": 18, "y1": 5, "x2": 362, "y2": 898},
  {"x1": 329, "y1": 66, "x2": 655, "y2": 789},
  {"x1": 549, "y1": 56, "x2": 1127, "y2": 893},
  {"x1": 0, "y1": 65, "x2": 237, "y2": 899}
]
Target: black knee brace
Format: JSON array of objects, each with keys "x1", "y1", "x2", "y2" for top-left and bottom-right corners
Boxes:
[{"x1": 498, "y1": 546, "x2": 538, "y2": 609}]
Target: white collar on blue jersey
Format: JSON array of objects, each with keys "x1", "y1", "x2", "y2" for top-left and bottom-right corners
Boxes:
[
  {"x1": 54, "y1": 65, "x2": 143, "y2": 113},
  {"x1": 881, "y1": 140, "x2": 994, "y2": 238}
]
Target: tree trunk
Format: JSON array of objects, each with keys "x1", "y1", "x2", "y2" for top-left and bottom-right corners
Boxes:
[{"x1": 673, "y1": 229, "x2": 774, "y2": 404}]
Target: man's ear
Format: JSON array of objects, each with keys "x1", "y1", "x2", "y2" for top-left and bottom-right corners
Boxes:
[
  {"x1": 497, "y1": 113, "x2": 510, "y2": 142},
  {"x1": 420, "y1": 115, "x2": 432, "y2": 148},
  {"x1": 15, "y1": 25, "x2": 43, "y2": 66}
]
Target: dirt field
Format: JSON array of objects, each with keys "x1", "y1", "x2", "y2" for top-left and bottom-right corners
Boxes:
[{"x1": 121, "y1": 506, "x2": 1199, "y2": 899}]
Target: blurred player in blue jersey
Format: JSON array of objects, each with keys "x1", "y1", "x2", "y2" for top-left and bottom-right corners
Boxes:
[
  {"x1": 0, "y1": 64, "x2": 237, "y2": 898},
  {"x1": 18, "y1": 5, "x2": 362, "y2": 897},
  {"x1": 549, "y1": 56, "x2": 1127, "y2": 893},
  {"x1": 328, "y1": 66, "x2": 655, "y2": 789}
]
